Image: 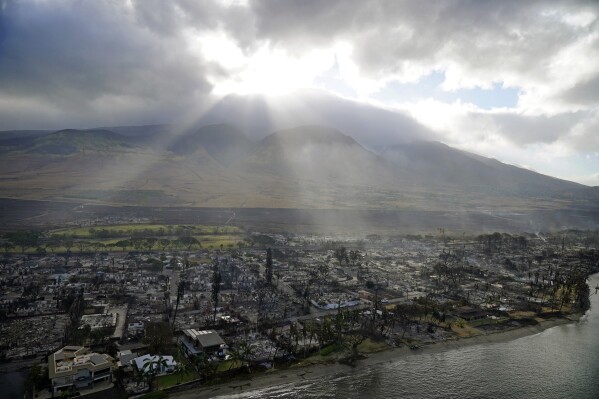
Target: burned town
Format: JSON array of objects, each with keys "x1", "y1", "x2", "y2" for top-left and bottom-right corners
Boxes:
[{"x1": 1, "y1": 225, "x2": 597, "y2": 398}]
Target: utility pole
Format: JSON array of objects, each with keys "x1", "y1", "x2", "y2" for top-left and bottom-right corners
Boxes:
[{"x1": 172, "y1": 281, "x2": 185, "y2": 331}]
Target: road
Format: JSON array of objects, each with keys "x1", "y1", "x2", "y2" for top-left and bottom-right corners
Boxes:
[
  {"x1": 111, "y1": 305, "x2": 128, "y2": 339},
  {"x1": 165, "y1": 268, "x2": 180, "y2": 298}
]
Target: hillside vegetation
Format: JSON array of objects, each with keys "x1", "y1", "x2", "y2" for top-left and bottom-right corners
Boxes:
[{"x1": 0, "y1": 124, "x2": 596, "y2": 213}]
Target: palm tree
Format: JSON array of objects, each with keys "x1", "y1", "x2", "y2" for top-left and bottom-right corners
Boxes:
[
  {"x1": 228, "y1": 345, "x2": 242, "y2": 371},
  {"x1": 212, "y1": 265, "x2": 221, "y2": 323},
  {"x1": 300, "y1": 323, "x2": 308, "y2": 358},
  {"x1": 289, "y1": 322, "x2": 300, "y2": 355},
  {"x1": 195, "y1": 353, "x2": 217, "y2": 381},
  {"x1": 306, "y1": 322, "x2": 316, "y2": 354},
  {"x1": 175, "y1": 360, "x2": 193, "y2": 384},
  {"x1": 142, "y1": 355, "x2": 168, "y2": 391},
  {"x1": 238, "y1": 340, "x2": 256, "y2": 373}
]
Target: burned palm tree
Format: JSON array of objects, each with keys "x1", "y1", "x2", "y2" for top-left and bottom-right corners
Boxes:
[
  {"x1": 212, "y1": 263, "x2": 222, "y2": 324},
  {"x1": 171, "y1": 280, "x2": 185, "y2": 331}
]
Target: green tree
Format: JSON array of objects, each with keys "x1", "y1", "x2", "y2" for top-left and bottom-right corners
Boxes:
[
  {"x1": 454, "y1": 318, "x2": 466, "y2": 328},
  {"x1": 349, "y1": 250, "x2": 360, "y2": 265},
  {"x1": 75, "y1": 241, "x2": 89, "y2": 253},
  {"x1": 195, "y1": 353, "x2": 218, "y2": 380},
  {"x1": 142, "y1": 356, "x2": 168, "y2": 391},
  {"x1": 114, "y1": 366, "x2": 126, "y2": 389},
  {"x1": 7, "y1": 230, "x2": 41, "y2": 253},
  {"x1": 175, "y1": 359, "x2": 193, "y2": 384},
  {"x1": 132, "y1": 238, "x2": 144, "y2": 251},
  {"x1": 91, "y1": 241, "x2": 105, "y2": 253},
  {"x1": 159, "y1": 238, "x2": 171, "y2": 251},
  {"x1": 341, "y1": 332, "x2": 367, "y2": 366},
  {"x1": 177, "y1": 236, "x2": 200, "y2": 251},
  {"x1": 64, "y1": 239, "x2": 74, "y2": 253},
  {"x1": 334, "y1": 247, "x2": 347, "y2": 266},
  {"x1": 143, "y1": 322, "x2": 173, "y2": 354},
  {"x1": 145, "y1": 237, "x2": 158, "y2": 252},
  {"x1": 27, "y1": 364, "x2": 49, "y2": 391},
  {"x1": 227, "y1": 348, "x2": 241, "y2": 371},
  {"x1": 1, "y1": 241, "x2": 13, "y2": 254},
  {"x1": 115, "y1": 239, "x2": 131, "y2": 252},
  {"x1": 237, "y1": 340, "x2": 256, "y2": 373},
  {"x1": 105, "y1": 341, "x2": 118, "y2": 358},
  {"x1": 45, "y1": 239, "x2": 59, "y2": 253}
]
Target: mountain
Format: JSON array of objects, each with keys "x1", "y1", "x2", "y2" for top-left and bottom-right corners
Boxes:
[
  {"x1": 381, "y1": 141, "x2": 584, "y2": 197},
  {"x1": 196, "y1": 89, "x2": 435, "y2": 151},
  {"x1": 0, "y1": 129, "x2": 53, "y2": 141},
  {"x1": 96, "y1": 124, "x2": 174, "y2": 138},
  {"x1": 238, "y1": 126, "x2": 391, "y2": 183},
  {"x1": 0, "y1": 124, "x2": 596, "y2": 215},
  {"x1": 169, "y1": 124, "x2": 255, "y2": 166},
  {"x1": 0, "y1": 129, "x2": 137, "y2": 155}
]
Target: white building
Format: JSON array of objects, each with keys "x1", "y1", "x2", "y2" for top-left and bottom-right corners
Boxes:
[{"x1": 49, "y1": 346, "x2": 114, "y2": 395}]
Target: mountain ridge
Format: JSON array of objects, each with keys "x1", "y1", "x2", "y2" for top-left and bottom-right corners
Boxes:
[
  {"x1": 0, "y1": 124, "x2": 595, "y2": 212},
  {"x1": 169, "y1": 124, "x2": 255, "y2": 166},
  {"x1": 381, "y1": 140, "x2": 584, "y2": 197}
]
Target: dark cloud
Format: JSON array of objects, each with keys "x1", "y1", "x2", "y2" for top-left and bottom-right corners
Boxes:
[
  {"x1": 0, "y1": 0, "x2": 213, "y2": 129},
  {"x1": 198, "y1": 89, "x2": 436, "y2": 150},
  {"x1": 245, "y1": 0, "x2": 596, "y2": 87},
  {"x1": 562, "y1": 74, "x2": 599, "y2": 106},
  {"x1": 489, "y1": 112, "x2": 586, "y2": 146},
  {"x1": 0, "y1": 0, "x2": 597, "y2": 162}
]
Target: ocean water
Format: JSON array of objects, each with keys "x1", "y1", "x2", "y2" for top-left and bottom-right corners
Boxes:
[{"x1": 221, "y1": 274, "x2": 599, "y2": 399}]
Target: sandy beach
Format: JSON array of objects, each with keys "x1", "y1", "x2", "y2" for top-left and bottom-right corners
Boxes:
[{"x1": 169, "y1": 314, "x2": 582, "y2": 399}]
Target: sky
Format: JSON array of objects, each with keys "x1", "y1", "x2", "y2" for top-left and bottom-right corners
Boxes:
[{"x1": 0, "y1": 0, "x2": 598, "y2": 186}]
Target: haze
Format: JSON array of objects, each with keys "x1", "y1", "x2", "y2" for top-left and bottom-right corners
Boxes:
[
  {"x1": 2, "y1": 3, "x2": 599, "y2": 399},
  {"x1": 0, "y1": 0, "x2": 598, "y2": 185}
]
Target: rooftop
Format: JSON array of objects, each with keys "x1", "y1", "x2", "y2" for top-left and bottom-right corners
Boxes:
[
  {"x1": 183, "y1": 329, "x2": 225, "y2": 349},
  {"x1": 49, "y1": 346, "x2": 113, "y2": 379}
]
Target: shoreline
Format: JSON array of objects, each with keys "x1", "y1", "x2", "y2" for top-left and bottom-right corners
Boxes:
[{"x1": 170, "y1": 314, "x2": 582, "y2": 399}]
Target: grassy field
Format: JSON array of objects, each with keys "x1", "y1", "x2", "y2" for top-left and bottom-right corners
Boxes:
[
  {"x1": 450, "y1": 323, "x2": 481, "y2": 338},
  {"x1": 319, "y1": 343, "x2": 343, "y2": 356},
  {"x1": 468, "y1": 317, "x2": 507, "y2": 327},
  {"x1": 356, "y1": 338, "x2": 390, "y2": 353},
  {"x1": 216, "y1": 360, "x2": 243, "y2": 372},
  {"x1": 3, "y1": 223, "x2": 247, "y2": 254},
  {"x1": 195, "y1": 234, "x2": 243, "y2": 249},
  {"x1": 155, "y1": 370, "x2": 200, "y2": 389},
  {"x1": 49, "y1": 223, "x2": 241, "y2": 238}
]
